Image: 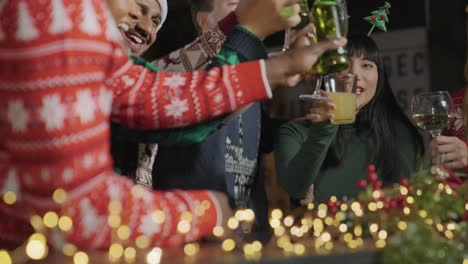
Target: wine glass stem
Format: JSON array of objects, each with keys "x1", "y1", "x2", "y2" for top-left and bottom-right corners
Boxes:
[
  {"x1": 314, "y1": 75, "x2": 322, "y2": 94},
  {"x1": 430, "y1": 131, "x2": 443, "y2": 174},
  {"x1": 282, "y1": 28, "x2": 291, "y2": 52}
]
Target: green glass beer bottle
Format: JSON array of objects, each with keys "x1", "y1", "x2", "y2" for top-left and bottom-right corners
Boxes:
[
  {"x1": 293, "y1": 0, "x2": 310, "y2": 30},
  {"x1": 310, "y1": 0, "x2": 349, "y2": 74}
]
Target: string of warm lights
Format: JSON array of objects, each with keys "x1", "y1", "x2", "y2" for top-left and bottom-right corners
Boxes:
[{"x1": 1, "y1": 165, "x2": 467, "y2": 263}]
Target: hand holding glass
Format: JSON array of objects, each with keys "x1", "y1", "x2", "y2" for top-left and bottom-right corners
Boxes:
[{"x1": 411, "y1": 91, "x2": 454, "y2": 176}]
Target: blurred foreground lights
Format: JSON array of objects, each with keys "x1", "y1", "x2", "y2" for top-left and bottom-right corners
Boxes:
[
  {"x1": 124, "y1": 247, "x2": 136, "y2": 263},
  {"x1": 339, "y1": 223, "x2": 348, "y2": 233},
  {"x1": 212, "y1": 226, "x2": 224, "y2": 237},
  {"x1": 372, "y1": 191, "x2": 381, "y2": 199},
  {"x1": 274, "y1": 226, "x2": 286, "y2": 237},
  {"x1": 294, "y1": 243, "x2": 305, "y2": 256},
  {"x1": 184, "y1": 243, "x2": 200, "y2": 257},
  {"x1": 117, "y1": 225, "x2": 131, "y2": 240},
  {"x1": 146, "y1": 247, "x2": 162, "y2": 264},
  {"x1": 243, "y1": 243, "x2": 256, "y2": 255},
  {"x1": 465, "y1": 203, "x2": 468, "y2": 211},
  {"x1": 343, "y1": 233, "x2": 353, "y2": 243},
  {"x1": 30, "y1": 215, "x2": 45, "y2": 231},
  {"x1": 136, "y1": 235, "x2": 151, "y2": 249},
  {"x1": 321, "y1": 232, "x2": 331, "y2": 242},
  {"x1": 251, "y1": 241, "x2": 263, "y2": 253},
  {"x1": 58, "y1": 216, "x2": 73, "y2": 232},
  {"x1": 307, "y1": 203, "x2": 314, "y2": 210},
  {"x1": 271, "y1": 209, "x2": 283, "y2": 219},
  {"x1": 62, "y1": 243, "x2": 78, "y2": 257},
  {"x1": 403, "y1": 207, "x2": 411, "y2": 215},
  {"x1": 108, "y1": 201, "x2": 122, "y2": 214},
  {"x1": 152, "y1": 210, "x2": 166, "y2": 224},
  {"x1": 378, "y1": 230, "x2": 387, "y2": 240},
  {"x1": 425, "y1": 219, "x2": 434, "y2": 225},
  {"x1": 43, "y1": 211, "x2": 59, "y2": 228},
  {"x1": 444, "y1": 230, "x2": 454, "y2": 239},
  {"x1": 109, "y1": 243, "x2": 124, "y2": 260},
  {"x1": 375, "y1": 239, "x2": 386, "y2": 248},
  {"x1": 244, "y1": 209, "x2": 255, "y2": 222},
  {"x1": 324, "y1": 241, "x2": 334, "y2": 251},
  {"x1": 399, "y1": 186, "x2": 408, "y2": 196},
  {"x1": 227, "y1": 217, "x2": 239, "y2": 230},
  {"x1": 26, "y1": 233, "x2": 48, "y2": 260},
  {"x1": 201, "y1": 200, "x2": 211, "y2": 209},
  {"x1": 108, "y1": 215, "x2": 121, "y2": 229},
  {"x1": 418, "y1": 210, "x2": 428, "y2": 218},
  {"x1": 269, "y1": 218, "x2": 281, "y2": 229},
  {"x1": 340, "y1": 203, "x2": 348, "y2": 211},
  {"x1": 276, "y1": 236, "x2": 290, "y2": 249},
  {"x1": 367, "y1": 202, "x2": 377, "y2": 212},
  {"x1": 446, "y1": 222, "x2": 456, "y2": 231},
  {"x1": 53, "y1": 188, "x2": 67, "y2": 204},
  {"x1": 354, "y1": 225, "x2": 363, "y2": 237},
  {"x1": 177, "y1": 220, "x2": 191, "y2": 234},
  {"x1": 397, "y1": 221, "x2": 407, "y2": 231},
  {"x1": 181, "y1": 212, "x2": 193, "y2": 222},
  {"x1": 0, "y1": 250, "x2": 12, "y2": 264},
  {"x1": 3, "y1": 191, "x2": 16, "y2": 205},
  {"x1": 406, "y1": 196, "x2": 415, "y2": 204},
  {"x1": 222, "y1": 239, "x2": 236, "y2": 252},
  {"x1": 283, "y1": 216, "x2": 294, "y2": 227},
  {"x1": 73, "y1": 251, "x2": 89, "y2": 264},
  {"x1": 369, "y1": 223, "x2": 379, "y2": 233}
]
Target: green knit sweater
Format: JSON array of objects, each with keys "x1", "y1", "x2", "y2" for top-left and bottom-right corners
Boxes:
[{"x1": 274, "y1": 119, "x2": 421, "y2": 200}]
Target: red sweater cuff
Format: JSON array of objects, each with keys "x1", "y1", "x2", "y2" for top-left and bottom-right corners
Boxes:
[{"x1": 235, "y1": 60, "x2": 272, "y2": 104}]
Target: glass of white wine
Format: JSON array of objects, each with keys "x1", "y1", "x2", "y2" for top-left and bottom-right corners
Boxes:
[{"x1": 411, "y1": 91, "x2": 455, "y2": 176}]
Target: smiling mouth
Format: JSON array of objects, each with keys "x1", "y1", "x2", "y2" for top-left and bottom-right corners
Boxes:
[
  {"x1": 118, "y1": 23, "x2": 148, "y2": 53},
  {"x1": 356, "y1": 86, "x2": 364, "y2": 95}
]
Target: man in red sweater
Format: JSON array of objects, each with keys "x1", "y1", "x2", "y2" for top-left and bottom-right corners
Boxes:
[{"x1": 0, "y1": 0, "x2": 345, "y2": 252}]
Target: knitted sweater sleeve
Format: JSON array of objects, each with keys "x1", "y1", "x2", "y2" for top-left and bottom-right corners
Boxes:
[
  {"x1": 152, "y1": 13, "x2": 238, "y2": 72},
  {"x1": 0, "y1": 0, "x2": 253, "y2": 250},
  {"x1": 274, "y1": 121, "x2": 338, "y2": 197},
  {"x1": 108, "y1": 44, "x2": 272, "y2": 131}
]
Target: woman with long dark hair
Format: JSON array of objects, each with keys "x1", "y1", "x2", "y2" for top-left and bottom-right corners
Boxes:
[{"x1": 275, "y1": 33, "x2": 425, "y2": 203}]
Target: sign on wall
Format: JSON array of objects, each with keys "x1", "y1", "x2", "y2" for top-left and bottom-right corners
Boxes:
[{"x1": 373, "y1": 27, "x2": 430, "y2": 112}]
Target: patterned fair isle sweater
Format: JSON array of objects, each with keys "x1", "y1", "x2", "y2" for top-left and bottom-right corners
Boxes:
[{"x1": 0, "y1": 0, "x2": 272, "y2": 249}]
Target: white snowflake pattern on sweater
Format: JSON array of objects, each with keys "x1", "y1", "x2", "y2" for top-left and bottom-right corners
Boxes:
[
  {"x1": 7, "y1": 99, "x2": 29, "y2": 132},
  {"x1": 39, "y1": 94, "x2": 66, "y2": 131},
  {"x1": 74, "y1": 89, "x2": 96, "y2": 124}
]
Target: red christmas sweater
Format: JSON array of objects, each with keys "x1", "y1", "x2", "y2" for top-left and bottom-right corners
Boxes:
[{"x1": 0, "y1": 0, "x2": 272, "y2": 249}]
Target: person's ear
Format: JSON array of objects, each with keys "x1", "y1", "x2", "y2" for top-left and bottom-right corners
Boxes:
[{"x1": 196, "y1": 11, "x2": 211, "y2": 33}]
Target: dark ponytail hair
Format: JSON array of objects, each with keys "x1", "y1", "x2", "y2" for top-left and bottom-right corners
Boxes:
[{"x1": 323, "y1": 33, "x2": 424, "y2": 181}]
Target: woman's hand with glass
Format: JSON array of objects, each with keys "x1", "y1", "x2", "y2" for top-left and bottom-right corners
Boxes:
[
  {"x1": 430, "y1": 136, "x2": 468, "y2": 170},
  {"x1": 411, "y1": 91, "x2": 455, "y2": 176}
]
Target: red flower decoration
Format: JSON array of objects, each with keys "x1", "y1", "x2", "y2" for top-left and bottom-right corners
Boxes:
[{"x1": 357, "y1": 179, "x2": 367, "y2": 189}]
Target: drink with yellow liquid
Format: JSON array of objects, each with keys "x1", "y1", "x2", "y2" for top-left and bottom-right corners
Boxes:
[
  {"x1": 323, "y1": 73, "x2": 357, "y2": 125},
  {"x1": 328, "y1": 92, "x2": 356, "y2": 124}
]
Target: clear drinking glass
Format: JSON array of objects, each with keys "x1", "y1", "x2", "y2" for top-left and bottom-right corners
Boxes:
[
  {"x1": 323, "y1": 73, "x2": 357, "y2": 124},
  {"x1": 411, "y1": 91, "x2": 455, "y2": 176}
]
